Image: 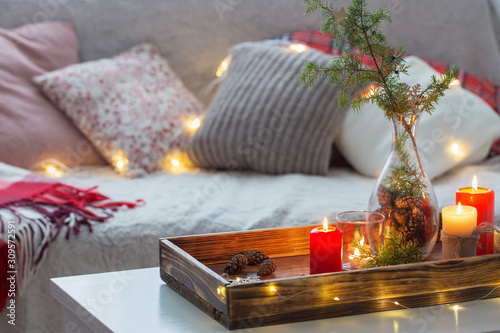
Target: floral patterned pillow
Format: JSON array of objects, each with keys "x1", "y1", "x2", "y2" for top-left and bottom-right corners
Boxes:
[{"x1": 34, "y1": 43, "x2": 204, "y2": 177}]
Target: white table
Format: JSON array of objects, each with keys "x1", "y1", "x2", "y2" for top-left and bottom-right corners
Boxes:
[{"x1": 51, "y1": 267, "x2": 500, "y2": 333}]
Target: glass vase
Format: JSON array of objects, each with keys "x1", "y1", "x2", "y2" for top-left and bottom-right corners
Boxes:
[{"x1": 368, "y1": 115, "x2": 439, "y2": 258}]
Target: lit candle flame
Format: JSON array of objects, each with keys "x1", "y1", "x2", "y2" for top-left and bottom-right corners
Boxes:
[
  {"x1": 350, "y1": 237, "x2": 364, "y2": 258},
  {"x1": 472, "y1": 175, "x2": 478, "y2": 193},
  {"x1": 457, "y1": 202, "x2": 462, "y2": 214},
  {"x1": 323, "y1": 217, "x2": 329, "y2": 232}
]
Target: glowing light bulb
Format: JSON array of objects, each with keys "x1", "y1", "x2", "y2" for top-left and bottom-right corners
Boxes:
[
  {"x1": 163, "y1": 151, "x2": 195, "y2": 174},
  {"x1": 448, "y1": 141, "x2": 467, "y2": 160},
  {"x1": 360, "y1": 84, "x2": 378, "y2": 98},
  {"x1": 190, "y1": 118, "x2": 201, "y2": 130},
  {"x1": 186, "y1": 116, "x2": 203, "y2": 135},
  {"x1": 449, "y1": 78, "x2": 460, "y2": 87},
  {"x1": 35, "y1": 159, "x2": 67, "y2": 178},
  {"x1": 394, "y1": 301, "x2": 400, "y2": 305},
  {"x1": 217, "y1": 287, "x2": 226, "y2": 298},
  {"x1": 47, "y1": 165, "x2": 56, "y2": 174},
  {"x1": 289, "y1": 43, "x2": 307, "y2": 53},
  {"x1": 44, "y1": 164, "x2": 64, "y2": 178},
  {"x1": 112, "y1": 150, "x2": 128, "y2": 174},
  {"x1": 453, "y1": 305, "x2": 460, "y2": 311},
  {"x1": 334, "y1": 297, "x2": 340, "y2": 301},
  {"x1": 216, "y1": 56, "x2": 231, "y2": 77},
  {"x1": 269, "y1": 286, "x2": 277, "y2": 292}
]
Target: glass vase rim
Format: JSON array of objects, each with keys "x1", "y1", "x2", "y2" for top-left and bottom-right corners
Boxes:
[{"x1": 335, "y1": 210, "x2": 385, "y2": 224}]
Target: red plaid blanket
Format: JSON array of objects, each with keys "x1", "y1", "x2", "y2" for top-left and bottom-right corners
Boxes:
[{"x1": 0, "y1": 170, "x2": 142, "y2": 311}]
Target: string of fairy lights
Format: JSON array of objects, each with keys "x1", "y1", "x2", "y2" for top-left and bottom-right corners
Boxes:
[
  {"x1": 33, "y1": 41, "x2": 467, "y2": 179},
  {"x1": 217, "y1": 279, "x2": 500, "y2": 315}
]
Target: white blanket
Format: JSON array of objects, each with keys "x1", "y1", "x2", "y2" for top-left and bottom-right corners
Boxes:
[{"x1": 1, "y1": 159, "x2": 499, "y2": 333}]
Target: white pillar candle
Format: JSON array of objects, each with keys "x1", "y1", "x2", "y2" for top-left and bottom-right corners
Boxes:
[{"x1": 442, "y1": 203, "x2": 477, "y2": 237}]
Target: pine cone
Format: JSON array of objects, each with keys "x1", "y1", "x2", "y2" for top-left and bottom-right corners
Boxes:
[
  {"x1": 394, "y1": 194, "x2": 422, "y2": 210},
  {"x1": 377, "y1": 186, "x2": 394, "y2": 207},
  {"x1": 224, "y1": 254, "x2": 248, "y2": 275},
  {"x1": 401, "y1": 216, "x2": 424, "y2": 244},
  {"x1": 240, "y1": 249, "x2": 269, "y2": 265},
  {"x1": 393, "y1": 209, "x2": 408, "y2": 227},
  {"x1": 376, "y1": 207, "x2": 393, "y2": 229},
  {"x1": 392, "y1": 199, "x2": 425, "y2": 244},
  {"x1": 257, "y1": 259, "x2": 276, "y2": 276}
]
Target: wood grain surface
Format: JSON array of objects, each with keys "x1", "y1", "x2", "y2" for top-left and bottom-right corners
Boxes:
[{"x1": 160, "y1": 225, "x2": 500, "y2": 330}]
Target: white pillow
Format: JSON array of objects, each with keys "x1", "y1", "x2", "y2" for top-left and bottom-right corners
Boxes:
[{"x1": 335, "y1": 56, "x2": 500, "y2": 180}]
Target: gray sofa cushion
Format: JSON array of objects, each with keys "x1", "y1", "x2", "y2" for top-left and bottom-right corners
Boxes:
[{"x1": 187, "y1": 42, "x2": 348, "y2": 175}]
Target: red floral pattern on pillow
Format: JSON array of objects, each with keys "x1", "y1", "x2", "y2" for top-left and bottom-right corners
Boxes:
[{"x1": 34, "y1": 43, "x2": 204, "y2": 177}]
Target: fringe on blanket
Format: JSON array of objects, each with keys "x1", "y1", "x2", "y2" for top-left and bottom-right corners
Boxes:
[{"x1": 0, "y1": 182, "x2": 142, "y2": 312}]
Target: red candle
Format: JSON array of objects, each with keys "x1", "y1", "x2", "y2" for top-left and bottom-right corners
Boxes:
[
  {"x1": 310, "y1": 218, "x2": 342, "y2": 274},
  {"x1": 456, "y1": 175, "x2": 495, "y2": 255}
]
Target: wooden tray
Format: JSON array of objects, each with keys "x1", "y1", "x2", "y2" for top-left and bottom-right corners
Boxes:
[{"x1": 159, "y1": 225, "x2": 500, "y2": 330}]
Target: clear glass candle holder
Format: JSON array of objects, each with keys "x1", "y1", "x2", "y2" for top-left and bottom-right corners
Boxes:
[{"x1": 336, "y1": 211, "x2": 386, "y2": 270}]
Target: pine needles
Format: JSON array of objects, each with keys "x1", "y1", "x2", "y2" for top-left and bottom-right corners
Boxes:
[
  {"x1": 300, "y1": 0, "x2": 458, "y2": 191},
  {"x1": 352, "y1": 230, "x2": 424, "y2": 268}
]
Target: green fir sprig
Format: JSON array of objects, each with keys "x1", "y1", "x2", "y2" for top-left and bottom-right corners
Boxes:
[
  {"x1": 351, "y1": 230, "x2": 424, "y2": 268},
  {"x1": 300, "y1": 0, "x2": 458, "y2": 194}
]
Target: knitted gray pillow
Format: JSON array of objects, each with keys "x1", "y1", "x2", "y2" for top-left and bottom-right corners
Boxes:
[{"x1": 187, "y1": 42, "x2": 346, "y2": 175}]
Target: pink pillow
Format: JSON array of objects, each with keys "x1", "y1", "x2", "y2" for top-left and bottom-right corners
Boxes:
[
  {"x1": 34, "y1": 43, "x2": 205, "y2": 177},
  {"x1": 0, "y1": 21, "x2": 106, "y2": 169}
]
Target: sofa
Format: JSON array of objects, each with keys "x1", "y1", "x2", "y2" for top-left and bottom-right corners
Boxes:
[{"x1": 1, "y1": 0, "x2": 500, "y2": 332}]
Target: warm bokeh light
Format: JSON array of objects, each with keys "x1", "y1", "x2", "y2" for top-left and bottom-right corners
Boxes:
[
  {"x1": 31, "y1": 159, "x2": 68, "y2": 178},
  {"x1": 42, "y1": 162, "x2": 65, "y2": 178},
  {"x1": 289, "y1": 43, "x2": 307, "y2": 53},
  {"x1": 112, "y1": 150, "x2": 129, "y2": 174},
  {"x1": 448, "y1": 141, "x2": 468, "y2": 161},
  {"x1": 216, "y1": 56, "x2": 231, "y2": 77},
  {"x1": 359, "y1": 84, "x2": 379, "y2": 99},
  {"x1": 163, "y1": 150, "x2": 195, "y2": 174},
  {"x1": 185, "y1": 116, "x2": 203, "y2": 135}
]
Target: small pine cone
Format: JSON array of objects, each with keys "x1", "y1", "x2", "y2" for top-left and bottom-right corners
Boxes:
[
  {"x1": 411, "y1": 206, "x2": 424, "y2": 221},
  {"x1": 240, "y1": 249, "x2": 269, "y2": 265},
  {"x1": 377, "y1": 186, "x2": 394, "y2": 207},
  {"x1": 395, "y1": 194, "x2": 423, "y2": 210},
  {"x1": 393, "y1": 209, "x2": 408, "y2": 227},
  {"x1": 257, "y1": 259, "x2": 276, "y2": 276},
  {"x1": 376, "y1": 207, "x2": 393, "y2": 228},
  {"x1": 401, "y1": 217, "x2": 424, "y2": 244},
  {"x1": 224, "y1": 254, "x2": 248, "y2": 275}
]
